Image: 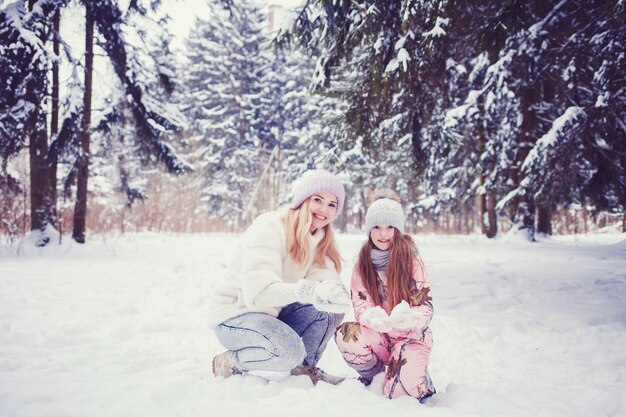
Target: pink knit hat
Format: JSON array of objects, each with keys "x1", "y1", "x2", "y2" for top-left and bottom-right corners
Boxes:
[{"x1": 291, "y1": 169, "x2": 345, "y2": 212}]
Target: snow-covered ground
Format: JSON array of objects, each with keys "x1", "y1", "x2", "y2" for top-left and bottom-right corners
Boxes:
[{"x1": 1, "y1": 231, "x2": 625, "y2": 417}]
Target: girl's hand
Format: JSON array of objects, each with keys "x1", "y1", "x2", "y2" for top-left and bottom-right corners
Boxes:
[
  {"x1": 360, "y1": 306, "x2": 393, "y2": 333},
  {"x1": 390, "y1": 300, "x2": 422, "y2": 329}
]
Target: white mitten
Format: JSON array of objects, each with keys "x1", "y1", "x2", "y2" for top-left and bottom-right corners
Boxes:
[
  {"x1": 390, "y1": 300, "x2": 421, "y2": 329},
  {"x1": 296, "y1": 279, "x2": 319, "y2": 304},
  {"x1": 311, "y1": 280, "x2": 351, "y2": 313},
  {"x1": 360, "y1": 306, "x2": 393, "y2": 333}
]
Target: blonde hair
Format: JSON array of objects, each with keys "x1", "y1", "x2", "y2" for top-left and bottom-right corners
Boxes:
[{"x1": 282, "y1": 199, "x2": 342, "y2": 272}]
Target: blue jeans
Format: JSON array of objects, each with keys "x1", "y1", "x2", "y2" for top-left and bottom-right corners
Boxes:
[{"x1": 214, "y1": 303, "x2": 344, "y2": 372}]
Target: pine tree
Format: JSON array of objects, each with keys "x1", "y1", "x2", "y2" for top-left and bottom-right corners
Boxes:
[
  {"x1": 92, "y1": 5, "x2": 188, "y2": 209},
  {"x1": 0, "y1": 0, "x2": 66, "y2": 245},
  {"x1": 289, "y1": 0, "x2": 459, "y2": 227},
  {"x1": 487, "y1": 0, "x2": 626, "y2": 238},
  {"x1": 290, "y1": 0, "x2": 625, "y2": 238},
  {"x1": 180, "y1": 0, "x2": 272, "y2": 228},
  {"x1": 0, "y1": 0, "x2": 189, "y2": 244}
]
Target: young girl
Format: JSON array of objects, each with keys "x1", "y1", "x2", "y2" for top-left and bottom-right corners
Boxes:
[
  {"x1": 335, "y1": 190, "x2": 436, "y2": 400},
  {"x1": 210, "y1": 169, "x2": 351, "y2": 385}
]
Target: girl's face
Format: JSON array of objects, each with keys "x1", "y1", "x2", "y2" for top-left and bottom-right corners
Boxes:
[
  {"x1": 370, "y1": 225, "x2": 395, "y2": 250},
  {"x1": 308, "y1": 192, "x2": 338, "y2": 233}
]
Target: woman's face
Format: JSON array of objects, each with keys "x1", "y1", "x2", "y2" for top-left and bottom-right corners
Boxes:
[
  {"x1": 308, "y1": 192, "x2": 338, "y2": 233},
  {"x1": 370, "y1": 225, "x2": 395, "y2": 250}
]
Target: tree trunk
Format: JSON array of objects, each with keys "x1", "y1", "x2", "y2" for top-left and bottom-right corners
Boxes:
[
  {"x1": 508, "y1": 53, "x2": 540, "y2": 241},
  {"x1": 28, "y1": 123, "x2": 48, "y2": 230},
  {"x1": 517, "y1": 199, "x2": 536, "y2": 240},
  {"x1": 473, "y1": 93, "x2": 499, "y2": 239},
  {"x1": 477, "y1": 184, "x2": 498, "y2": 238},
  {"x1": 48, "y1": 9, "x2": 61, "y2": 231},
  {"x1": 476, "y1": 116, "x2": 488, "y2": 238},
  {"x1": 485, "y1": 190, "x2": 498, "y2": 238},
  {"x1": 513, "y1": 174, "x2": 536, "y2": 240},
  {"x1": 536, "y1": 204, "x2": 552, "y2": 235},
  {"x1": 26, "y1": 0, "x2": 50, "y2": 245},
  {"x1": 72, "y1": 3, "x2": 94, "y2": 243},
  {"x1": 410, "y1": 111, "x2": 426, "y2": 173},
  {"x1": 477, "y1": 188, "x2": 486, "y2": 235}
]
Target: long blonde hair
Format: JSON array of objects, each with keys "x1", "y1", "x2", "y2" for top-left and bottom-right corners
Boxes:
[
  {"x1": 357, "y1": 231, "x2": 423, "y2": 312},
  {"x1": 282, "y1": 199, "x2": 342, "y2": 272}
]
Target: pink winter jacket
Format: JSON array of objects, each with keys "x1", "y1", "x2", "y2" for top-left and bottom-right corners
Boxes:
[{"x1": 351, "y1": 259, "x2": 433, "y2": 341}]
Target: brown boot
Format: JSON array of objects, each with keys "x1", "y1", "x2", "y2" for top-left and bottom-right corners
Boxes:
[
  {"x1": 290, "y1": 365, "x2": 345, "y2": 385},
  {"x1": 212, "y1": 351, "x2": 242, "y2": 379}
]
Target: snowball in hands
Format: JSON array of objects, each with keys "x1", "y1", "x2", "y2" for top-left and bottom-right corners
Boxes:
[
  {"x1": 360, "y1": 306, "x2": 393, "y2": 333},
  {"x1": 312, "y1": 280, "x2": 351, "y2": 313},
  {"x1": 390, "y1": 300, "x2": 422, "y2": 330},
  {"x1": 297, "y1": 279, "x2": 350, "y2": 313}
]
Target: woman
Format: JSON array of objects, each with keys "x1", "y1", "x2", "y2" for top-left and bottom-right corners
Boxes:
[
  {"x1": 210, "y1": 169, "x2": 350, "y2": 385},
  {"x1": 335, "y1": 190, "x2": 436, "y2": 400}
]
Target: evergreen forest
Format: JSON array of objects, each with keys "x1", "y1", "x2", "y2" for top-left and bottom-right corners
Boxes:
[{"x1": 1, "y1": 0, "x2": 624, "y2": 245}]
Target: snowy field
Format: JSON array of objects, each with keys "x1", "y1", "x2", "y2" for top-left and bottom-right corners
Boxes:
[{"x1": 1, "y1": 231, "x2": 625, "y2": 417}]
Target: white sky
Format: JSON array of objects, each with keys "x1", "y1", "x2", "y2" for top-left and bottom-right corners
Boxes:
[{"x1": 163, "y1": 0, "x2": 305, "y2": 48}]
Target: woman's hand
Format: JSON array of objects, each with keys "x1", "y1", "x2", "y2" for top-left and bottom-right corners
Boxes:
[
  {"x1": 297, "y1": 280, "x2": 350, "y2": 313},
  {"x1": 312, "y1": 280, "x2": 350, "y2": 313}
]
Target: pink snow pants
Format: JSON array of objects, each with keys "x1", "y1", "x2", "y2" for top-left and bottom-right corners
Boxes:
[{"x1": 335, "y1": 322, "x2": 434, "y2": 400}]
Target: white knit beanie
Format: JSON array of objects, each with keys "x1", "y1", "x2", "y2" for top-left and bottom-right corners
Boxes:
[
  {"x1": 291, "y1": 169, "x2": 345, "y2": 213},
  {"x1": 365, "y1": 198, "x2": 405, "y2": 234}
]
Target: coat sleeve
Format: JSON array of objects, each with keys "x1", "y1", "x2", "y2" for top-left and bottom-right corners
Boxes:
[
  {"x1": 350, "y1": 266, "x2": 377, "y2": 323},
  {"x1": 239, "y1": 215, "x2": 288, "y2": 308}
]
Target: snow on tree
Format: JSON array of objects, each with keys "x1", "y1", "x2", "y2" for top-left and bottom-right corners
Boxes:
[
  {"x1": 90, "y1": 5, "x2": 189, "y2": 208},
  {"x1": 484, "y1": 0, "x2": 626, "y2": 237},
  {"x1": 0, "y1": 0, "x2": 190, "y2": 244},
  {"x1": 0, "y1": 0, "x2": 70, "y2": 245},
  {"x1": 179, "y1": 0, "x2": 345, "y2": 227},
  {"x1": 179, "y1": 0, "x2": 272, "y2": 227},
  {"x1": 288, "y1": 0, "x2": 463, "y2": 229},
  {"x1": 289, "y1": 0, "x2": 625, "y2": 238}
]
